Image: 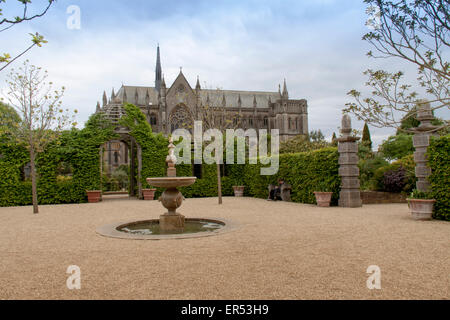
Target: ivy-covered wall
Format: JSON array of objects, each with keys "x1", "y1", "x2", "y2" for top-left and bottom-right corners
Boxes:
[
  {"x1": 428, "y1": 135, "x2": 450, "y2": 221},
  {"x1": 0, "y1": 114, "x2": 116, "y2": 207}
]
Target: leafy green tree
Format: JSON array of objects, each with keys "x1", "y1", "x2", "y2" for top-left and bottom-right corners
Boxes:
[
  {"x1": 379, "y1": 134, "x2": 415, "y2": 161},
  {"x1": 309, "y1": 130, "x2": 325, "y2": 143},
  {"x1": 280, "y1": 133, "x2": 330, "y2": 154},
  {"x1": 362, "y1": 123, "x2": 373, "y2": 149},
  {"x1": 345, "y1": 0, "x2": 449, "y2": 133},
  {"x1": 4, "y1": 60, "x2": 77, "y2": 214},
  {"x1": 0, "y1": 0, "x2": 54, "y2": 72},
  {"x1": 0, "y1": 101, "x2": 20, "y2": 138},
  {"x1": 331, "y1": 132, "x2": 338, "y2": 147}
]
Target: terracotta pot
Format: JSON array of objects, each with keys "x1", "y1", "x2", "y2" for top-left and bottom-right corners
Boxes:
[
  {"x1": 407, "y1": 198, "x2": 436, "y2": 221},
  {"x1": 142, "y1": 189, "x2": 157, "y2": 201},
  {"x1": 233, "y1": 186, "x2": 245, "y2": 197},
  {"x1": 86, "y1": 190, "x2": 102, "y2": 203},
  {"x1": 314, "y1": 192, "x2": 333, "y2": 207}
]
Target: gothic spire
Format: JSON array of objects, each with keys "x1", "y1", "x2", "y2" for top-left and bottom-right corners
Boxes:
[
  {"x1": 155, "y1": 44, "x2": 162, "y2": 93},
  {"x1": 102, "y1": 91, "x2": 107, "y2": 107},
  {"x1": 253, "y1": 95, "x2": 257, "y2": 108},
  {"x1": 195, "y1": 76, "x2": 201, "y2": 90},
  {"x1": 111, "y1": 88, "x2": 115, "y2": 101},
  {"x1": 96, "y1": 101, "x2": 101, "y2": 113},
  {"x1": 282, "y1": 79, "x2": 289, "y2": 99}
]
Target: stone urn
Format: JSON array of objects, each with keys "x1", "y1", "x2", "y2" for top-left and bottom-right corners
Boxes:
[
  {"x1": 314, "y1": 192, "x2": 333, "y2": 207},
  {"x1": 87, "y1": 190, "x2": 102, "y2": 203},
  {"x1": 233, "y1": 186, "x2": 245, "y2": 197},
  {"x1": 142, "y1": 189, "x2": 157, "y2": 201},
  {"x1": 407, "y1": 199, "x2": 436, "y2": 221}
]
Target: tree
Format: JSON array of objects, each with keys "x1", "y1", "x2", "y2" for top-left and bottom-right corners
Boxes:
[
  {"x1": 196, "y1": 90, "x2": 242, "y2": 205},
  {"x1": 362, "y1": 123, "x2": 373, "y2": 149},
  {"x1": 0, "y1": 101, "x2": 20, "y2": 138},
  {"x1": 0, "y1": 0, "x2": 54, "y2": 72},
  {"x1": 345, "y1": 0, "x2": 449, "y2": 133},
  {"x1": 331, "y1": 132, "x2": 338, "y2": 146},
  {"x1": 379, "y1": 134, "x2": 415, "y2": 160},
  {"x1": 309, "y1": 129, "x2": 325, "y2": 143},
  {"x1": 3, "y1": 60, "x2": 76, "y2": 214},
  {"x1": 280, "y1": 132, "x2": 330, "y2": 154}
]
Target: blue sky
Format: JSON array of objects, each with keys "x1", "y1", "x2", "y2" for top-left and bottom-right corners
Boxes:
[{"x1": 0, "y1": 0, "x2": 438, "y2": 147}]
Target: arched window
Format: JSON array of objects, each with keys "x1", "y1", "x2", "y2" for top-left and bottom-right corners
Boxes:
[
  {"x1": 150, "y1": 114, "x2": 158, "y2": 126},
  {"x1": 169, "y1": 105, "x2": 193, "y2": 133},
  {"x1": 264, "y1": 117, "x2": 269, "y2": 128}
]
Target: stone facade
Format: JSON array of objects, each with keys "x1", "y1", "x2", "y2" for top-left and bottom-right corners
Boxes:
[{"x1": 96, "y1": 46, "x2": 309, "y2": 168}]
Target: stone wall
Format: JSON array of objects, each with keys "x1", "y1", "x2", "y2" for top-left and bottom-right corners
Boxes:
[{"x1": 360, "y1": 191, "x2": 407, "y2": 205}]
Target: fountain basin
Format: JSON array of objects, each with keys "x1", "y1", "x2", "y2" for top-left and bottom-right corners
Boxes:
[
  {"x1": 96, "y1": 218, "x2": 236, "y2": 240},
  {"x1": 146, "y1": 177, "x2": 197, "y2": 189}
]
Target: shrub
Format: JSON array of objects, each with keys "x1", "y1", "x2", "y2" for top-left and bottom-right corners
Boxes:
[
  {"x1": 243, "y1": 148, "x2": 341, "y2": 205},
  {"x1": 428, "y1": 135, "x2": 450, "y2": 221}
]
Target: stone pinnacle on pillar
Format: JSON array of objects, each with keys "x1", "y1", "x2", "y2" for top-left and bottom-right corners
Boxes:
[{"x1": 337, "y1": 114, "x2": 362, "y2": 208}]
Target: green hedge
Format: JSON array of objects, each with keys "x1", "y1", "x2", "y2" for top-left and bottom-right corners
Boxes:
[
  {"x1": 0, "y1": 113, "x2": 116, "y2": 207},
  {"x1": 428, "y1": 135, "x2": 450, "y2": 221},
  {"x1": 243, "y1": 148, "x2": 341, "y2": 205}
]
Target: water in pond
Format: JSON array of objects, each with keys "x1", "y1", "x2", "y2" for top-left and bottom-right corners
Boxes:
[{"x1": 117, "y1": 220, "x2": 224, "y2": 235}]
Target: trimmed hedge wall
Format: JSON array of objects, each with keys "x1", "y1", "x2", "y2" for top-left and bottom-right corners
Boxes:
[
  {"x1": 428, "y1": 135, "x2": 450, "y2": 221},
  {"x1": 0, "y1": 114, "x2": 116, "y2": 207},
  {"x1": 243, "y1": 148, "x2": 341, "y2": 205}
]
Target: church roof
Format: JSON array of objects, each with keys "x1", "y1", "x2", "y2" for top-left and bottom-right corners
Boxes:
[
  {"x1": 200, "y1": 89, "x2": 279, "y2": 109},
  {"x1": 115, "y1": 86, "x2": 159, "y2": 106}
]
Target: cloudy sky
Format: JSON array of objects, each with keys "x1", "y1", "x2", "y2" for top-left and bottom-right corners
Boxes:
[{"x1": 0, "y1": 0, "x2": 445, "y2": 148}]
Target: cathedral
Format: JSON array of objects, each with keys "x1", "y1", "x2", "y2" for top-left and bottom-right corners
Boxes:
[{"x1": 96, "y1": 46, "x2": 309, "y2": 172}]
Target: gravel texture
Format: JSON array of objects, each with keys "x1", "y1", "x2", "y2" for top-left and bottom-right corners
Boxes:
[{"x1": 0, "y1": 196, "x2": 449, "y2": 300}]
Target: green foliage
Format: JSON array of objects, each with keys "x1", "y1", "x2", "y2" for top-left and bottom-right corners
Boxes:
[
  {"x1": 119, "y1": 103, "x2": 167, "y2": 194},
  {"x1": 428, "y1": 135, "x2": 450, "y2": 221},
  {"x1": 0, "y1": 113, "x2": 116, "y2": 206},
  {"x1": 280, "y1": 134, "x2": 331, "y2": 154},
  {"x1": 379, "y1": 134, "x2": 414, "y2": 161},
  {"x1": 359, "y1": 155, "x2": 389, "y2": 190},
  {"x1": 371, "y1": 155, "x2": 416, "y2": 194},
  {"x1": 244, "y1": 148, "x2": 341, "y2": 205},
  {"x1": 409, "y1": 190, "x2": 433, "y2": 200},
  {"x1": 362, "y1": 123, "x2": 372, "y2": 149}
]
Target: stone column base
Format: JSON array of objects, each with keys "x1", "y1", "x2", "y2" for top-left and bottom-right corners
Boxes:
[
  {"x1": 160, "y1": 214, "x2": 185, "y2": 232},
  {"x1": 339, "y1": 191, "x2": 362, "y2": 208}
]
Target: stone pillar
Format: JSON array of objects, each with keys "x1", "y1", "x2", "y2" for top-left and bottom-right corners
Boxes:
[
  {"x1": 337, "y1": 115, "x2": 362, "y2": 208},
  {"x1": 412, "y1": 102, "x2": 438, "y2": 192},
  {"x1": 137, "y1": 145, "x2": 142, "y2": 199},
  {"x1": 129, "y1": 140, "x2": 135, "y2": 196}
]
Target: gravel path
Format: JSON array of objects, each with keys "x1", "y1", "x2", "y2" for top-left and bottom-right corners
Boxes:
[{"x1": 0, "y1": 197, "x2": 448, "y2": 300}]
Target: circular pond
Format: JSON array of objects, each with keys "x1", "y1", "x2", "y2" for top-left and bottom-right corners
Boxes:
[{"x1": 96, "y1": 218, "x2": 235, "y2": 240}]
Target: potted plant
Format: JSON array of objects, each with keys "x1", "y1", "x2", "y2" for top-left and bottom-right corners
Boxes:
[
  {"x1": 314, "y1": 182, "x2": 333, "y2": 207},
  {"x1": 142, "y1": 186, "x2": 157, "y2": 201},
  {"x1": 86, "y1": 190, "x2": 102, "y2": 203},
  {"x1": 407, "y1": 190, "x2": 436, "y2": 221},
  {"x1": 232, "y1": 181, "x2": 245, "y2": 197}
]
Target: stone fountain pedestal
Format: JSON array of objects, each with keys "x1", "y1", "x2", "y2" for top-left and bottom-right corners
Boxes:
[{"x1": 147, "y1": 137, "x2": 196, "y2": 233}]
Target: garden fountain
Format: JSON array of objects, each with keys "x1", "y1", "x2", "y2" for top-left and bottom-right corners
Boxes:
[
  {"x1": 146, "y1": 137, "x2": 196, "y2": 233},
  {"x1": 97, "y1": 137, "x2": 234, "y2": 240}
]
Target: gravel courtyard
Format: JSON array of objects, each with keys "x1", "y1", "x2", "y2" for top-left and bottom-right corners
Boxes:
[{"x1": 0, "y1": 197, "x2": 448, "y2": 300}]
